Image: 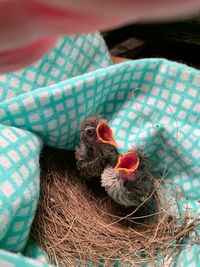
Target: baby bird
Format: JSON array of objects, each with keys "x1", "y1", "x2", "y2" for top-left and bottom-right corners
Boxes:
[
  {"x1": 101, "y1": 149, "x2": 155, "y2": 207},
  {"x1": 75, "y1": 116, "x2": 119, "y2": 180}
]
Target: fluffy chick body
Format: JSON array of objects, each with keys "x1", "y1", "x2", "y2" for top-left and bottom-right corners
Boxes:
[
  {"x1": 75, "y1": 116, "x2": 119, "y2": 180},
  {"x1": 101, "y1": 149, "x2": 155, "y2": 207}
]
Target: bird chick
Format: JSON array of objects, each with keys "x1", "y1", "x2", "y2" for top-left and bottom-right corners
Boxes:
[
  {"x1": 75, "y1": 116, "x2": 119, "y2": 180},
  {"x1": 101, "y1": 149, "x2": 155, "y2": 207}
]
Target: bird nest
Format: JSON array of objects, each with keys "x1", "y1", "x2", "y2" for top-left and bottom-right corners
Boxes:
[{"x1": 31, "y1": 146, "x2": 200, "y2": 267}]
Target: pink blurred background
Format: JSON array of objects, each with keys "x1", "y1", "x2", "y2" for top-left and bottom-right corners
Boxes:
[{"x1": 0, "y1": 0, "x2": 200, "y2": 73}]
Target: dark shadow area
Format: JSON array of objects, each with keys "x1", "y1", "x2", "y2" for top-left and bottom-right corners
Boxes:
[{"x1": 103, "y1": 16, "x2": 200, "y2": 68}]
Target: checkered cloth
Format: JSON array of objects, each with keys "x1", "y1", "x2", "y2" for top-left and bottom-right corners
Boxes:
[{"x1": 0, "y1": 32, "x2": 199, "y2": 266}]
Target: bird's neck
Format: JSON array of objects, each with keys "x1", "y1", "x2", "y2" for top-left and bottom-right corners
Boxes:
[
  {"x1": 117, "y1": 170, "x2": 138, "y2": 182},
  {"x1": 83, "y1": 140, "x2": 101, "y2": 157}
]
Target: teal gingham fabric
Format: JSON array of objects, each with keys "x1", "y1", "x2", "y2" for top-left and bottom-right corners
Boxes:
[
  {"x1": 0, "y1": 125, "x2": 42, "y2": 252},
  {"x1": 0, "y1": 248, "x2": 52, "y2": 267},
  {"x1": 0, "y1": 32, "x2": 200, "y2": 266}
]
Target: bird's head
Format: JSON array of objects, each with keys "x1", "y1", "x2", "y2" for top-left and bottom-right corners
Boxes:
[
  {"x1": 82, "y1": 120, "x2": 117, "y2": 147},
  {"x1": 114, "y1": 151, "x2": 140, "y2": 181}
]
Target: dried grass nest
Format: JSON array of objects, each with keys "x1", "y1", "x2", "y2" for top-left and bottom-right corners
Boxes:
[{"x1": 31, "y1": 146, "x2": 200, "y2": 267}]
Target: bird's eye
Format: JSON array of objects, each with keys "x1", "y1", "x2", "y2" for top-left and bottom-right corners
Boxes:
[{"x1": 86, "y1": 128, "x2": 95, "y2": 136}]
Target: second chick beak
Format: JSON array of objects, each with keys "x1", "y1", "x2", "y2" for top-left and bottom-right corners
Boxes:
[
  {"x1": 114, "y1": 151, "x2": 139, "y2": 173},
  {"x1": 96, "y1": 121, "x2": 117, "y2": 147}
]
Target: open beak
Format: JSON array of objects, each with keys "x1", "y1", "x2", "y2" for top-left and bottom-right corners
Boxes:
[
  {"x1": 96, "y1": 121, "x2": 117, "y2": 147},
  {"x1": 114, "y1": 151, "x2": 139, "y2": 172}
]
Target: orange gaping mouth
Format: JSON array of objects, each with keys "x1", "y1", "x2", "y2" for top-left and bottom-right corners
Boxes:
[
  {"x1": 96, "y1": 121, "x2": 117, "y2": 147},
  {"x1": 114, "y1": 151, "x2": 139, "y2": 172}
]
